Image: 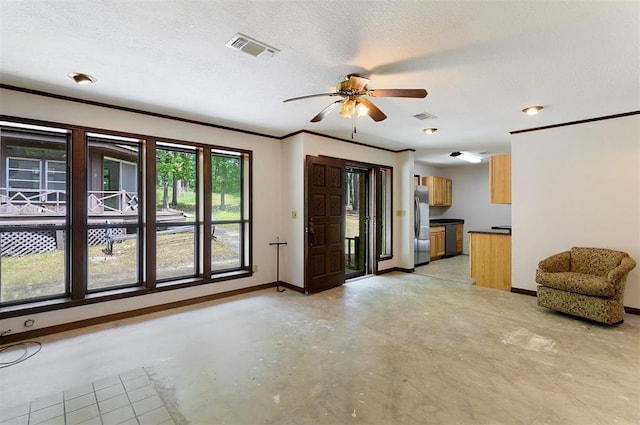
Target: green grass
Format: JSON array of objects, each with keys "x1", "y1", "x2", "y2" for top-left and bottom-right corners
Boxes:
[
  {"x1": 2, "y1": 233, "x2": 237, "y2": 288},
  {"x1": 345, "y1": 212, "x2": 360, "y2": 238},
  {"x1": 1, "y1": 250, "x2": 65, "y2": 285},
  {"x1": 156, "y1": 188, "x2": 242, "y2": 220}
]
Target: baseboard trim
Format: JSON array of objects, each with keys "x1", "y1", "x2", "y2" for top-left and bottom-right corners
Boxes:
[
  {"x1": 376, "y1": 267, "x2": 414, "y2": 275},
  {"x1": 0, "y1": 283, "x2": 275, "y2": 344},
  {"x1": 511, "y1": 288, "x2": 537, "y2": 296},
  {"x1": 276, "y1": 281, "x2": 305, "y2": 293},
  {"x1": 510, "y1": 287, "x2": 640, "y2": 316}
]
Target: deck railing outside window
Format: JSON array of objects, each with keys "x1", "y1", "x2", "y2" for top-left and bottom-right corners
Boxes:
[{"x1": 0, "y1": 188, "x2": 138, "y2": 215}]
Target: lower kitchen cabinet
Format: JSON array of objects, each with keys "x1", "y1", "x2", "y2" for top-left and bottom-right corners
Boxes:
[
  {"x1": 430, "y1": 226, "x2": 445, "y2": 260},
  {"x1": 469, "y1": 231, "x2": 511, "y2": 291}
]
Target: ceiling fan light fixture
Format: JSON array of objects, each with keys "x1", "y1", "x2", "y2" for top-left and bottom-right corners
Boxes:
[
  {"x1": 356, "y1": 101, "x2": 369, "y2": 117},
  {"x1": 522, "y1": 105, "x2": 543, "y2": 115},
  {"x1": 339, "y1": 99, "x2": 356, "y2": 118},
  {"x1": 423, "y1": 128, "x2": 437, "y2": 134},
  {"x1": 450, "y1": 151, "x2": 482, "y2": 163},
  {"x1": 68, "y1": 72, "x2": 96, "y2": 85}
]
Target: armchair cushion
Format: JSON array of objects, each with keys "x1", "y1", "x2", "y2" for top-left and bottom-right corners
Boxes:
[
  {"x1": 535, "y1": 271, "x2": 615, "y2": 297},
  {"x1": 570, "y1": 247, "x2": 628, "y2": 277}
]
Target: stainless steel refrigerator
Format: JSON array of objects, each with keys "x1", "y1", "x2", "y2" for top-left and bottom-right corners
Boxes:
[{"x1": 414, "y1": 186, "x2": 430, "y2": 266}]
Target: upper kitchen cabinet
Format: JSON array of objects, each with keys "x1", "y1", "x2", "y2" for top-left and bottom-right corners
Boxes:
[
  {"x1": 421, "y1": 176, "x2": 452, "y2": 206},
  {"x1": 490, "y1": 154, "x2": 511, "y2": 204}
]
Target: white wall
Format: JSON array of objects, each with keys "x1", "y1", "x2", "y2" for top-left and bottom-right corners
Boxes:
[
  {"x1": 0, "y1": 89, "x2": 283, "y2": 334},
  {"x1": 279, "y1": 134, "x2": 305, "y2": 287},
  {"x1": 414, "y1": 162, "x2": 511, "y2": 254},
  {"x1": 512, "y1": 114, "x2": 640, "y2": 308}
]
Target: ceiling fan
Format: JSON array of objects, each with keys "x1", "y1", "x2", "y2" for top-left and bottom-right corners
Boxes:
[{"x1": 283, "y1": 74, "x2": 427, "y2": 138}]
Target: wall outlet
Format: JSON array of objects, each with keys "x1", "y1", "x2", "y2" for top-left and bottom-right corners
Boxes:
[{"x1": 253, "y1": 264, "x2": 258, "y2": 272}]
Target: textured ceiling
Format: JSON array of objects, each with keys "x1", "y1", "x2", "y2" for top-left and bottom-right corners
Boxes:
[{"x1": 1, "y1": 0, "x2": 638, "y2": 166}]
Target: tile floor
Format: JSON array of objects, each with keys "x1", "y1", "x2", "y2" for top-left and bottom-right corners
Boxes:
[{"x1": 1, "y1": 368, "x2": 175, "y2": 425}]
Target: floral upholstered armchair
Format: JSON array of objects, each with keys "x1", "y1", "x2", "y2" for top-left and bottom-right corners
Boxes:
[{"x1": 536, "y1": 247, "x2": 636, "y2": 324}]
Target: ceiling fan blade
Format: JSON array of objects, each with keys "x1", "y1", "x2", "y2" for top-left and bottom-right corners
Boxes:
[
  {"x1": 310, "y1": 100, "x2": 343, "y2": 122},
  {"x1": 283, "y1": 92, "x2": 339, "y2": 103},
  {"x1": 368, "y1": 89, "x2": 427, "y2": 98},
  {"x1": 358, "y1": 98, "x2": 387, "y2": 122},
  {"x1": 347, "y1": 75, "x2": 370, "y2": 90}
]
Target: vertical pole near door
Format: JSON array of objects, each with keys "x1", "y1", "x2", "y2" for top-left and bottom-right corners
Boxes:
[{"x1": 269, "y1": 237, "x2": 287, "y2": 292}]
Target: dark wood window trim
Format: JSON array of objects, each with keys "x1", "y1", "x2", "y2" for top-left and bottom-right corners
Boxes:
[
  {"x1": 0, "y1": 115, "x2": 253, "y2": 318},
  {"x1": 0, "y1": 85, "x2": 418, "y2": 154},
  {"x1": 510, "y1": 111, "x2": 640, "y2": 134},
  {"x1": 376, "y1": 165, "x2": 393, "y2": 262}
]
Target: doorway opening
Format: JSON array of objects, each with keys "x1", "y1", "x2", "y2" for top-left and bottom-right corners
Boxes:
[
  {"x1": 345, "y1": 166, "x2": 369, "y2": 280},
  {"x1": 304, "y1": 155, "x2": 388, "y2": 293}
]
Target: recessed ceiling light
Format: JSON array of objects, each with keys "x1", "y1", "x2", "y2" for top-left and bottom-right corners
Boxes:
[
  {"x1": 450, "y1": 151, "x2": 482, "y2": 163},
  {"x1": 522, "y1": 105, "x2": 543, "y2": 115},
  {"x1": 423, "y1": 128, "x2": 438, "y2": 134},
  {"x1": 68, "y1": 72, "x2": 96, "y2": 85}
]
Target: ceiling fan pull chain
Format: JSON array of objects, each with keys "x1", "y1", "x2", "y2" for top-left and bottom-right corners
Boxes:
[{"x1": 352, "y1": 113, "x2": 357, "y2": 139}]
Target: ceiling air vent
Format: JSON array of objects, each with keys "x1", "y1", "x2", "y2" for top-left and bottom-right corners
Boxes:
[
  {"x1": 225, "y1": 33, "x2": 280, "y2": 59},
  {"x1": 413, "y1": 112, "x2": 437, "y2": 120}
]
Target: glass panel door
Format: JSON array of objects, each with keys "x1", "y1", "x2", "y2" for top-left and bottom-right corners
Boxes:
[{"x1": 345, "y1": 167, "x2": 368, "y2": 279}]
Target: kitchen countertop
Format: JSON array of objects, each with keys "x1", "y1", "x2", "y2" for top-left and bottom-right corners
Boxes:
[
  {"x1": 430, "y1": 218, "x2": 464, "y2": 225},
  {"x1": 468, "y1": 228, "x2": 512, "y2": 235}
]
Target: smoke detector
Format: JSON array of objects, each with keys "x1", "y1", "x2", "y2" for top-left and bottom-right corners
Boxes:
[{"x1": 225, "y1": 33, "x2": 280, "y2": 59}]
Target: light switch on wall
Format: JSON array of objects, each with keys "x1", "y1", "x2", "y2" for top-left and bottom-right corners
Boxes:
[{"x1": 291, "y1": 210, "x2": 297, "y2": 219}]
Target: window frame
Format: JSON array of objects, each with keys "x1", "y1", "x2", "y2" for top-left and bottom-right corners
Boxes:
[
  {"x1": 1, "y1": 125, "x2": 71, "y2": 306},
  {"x1": 210, "y1": 150, "x2": 248, "y2": 274},
  {"x1": 154, "y1": 142, "x2": 200, "y2": 283},
  {"x1": 86, "y1": 133, "x2": 144, "y2": 293},
  {"x1": 376, "y1": 165, "x2": 393, "y2": 261}
]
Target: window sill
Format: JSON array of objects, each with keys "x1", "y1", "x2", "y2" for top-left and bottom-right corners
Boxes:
[{"x1": 0, "y1": 270, "x2": 254, "y2": 319}]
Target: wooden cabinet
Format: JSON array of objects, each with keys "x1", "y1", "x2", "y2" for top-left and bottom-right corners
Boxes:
[
  {"x1": 430, "y1": 226, "x2": 445, "y2": 260},
  {"x1": 456, "y1": 224, "x2": 463, "y2": 254},
  {"x1": 422, "y1": 176, "x2": 452, "y2": 206},
  {"x1": 490, "y1": 154, "x2": 511, "y2": 204},
  {"x1": 469, "y1": 232, "x2": 511, "y2": 291}
]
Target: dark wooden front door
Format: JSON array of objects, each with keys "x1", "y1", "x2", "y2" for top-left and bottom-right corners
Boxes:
[{"x1": 305, "y1": 155, "x2": 346, "y2": 293}]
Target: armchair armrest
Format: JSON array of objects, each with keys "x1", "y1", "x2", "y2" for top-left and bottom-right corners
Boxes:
[
  {"x1": 538, "y1": 251, "x2": 571, "y2": 273},
  {"x1": 608, "y1": 257, "x2": 637, "y2": 283}
]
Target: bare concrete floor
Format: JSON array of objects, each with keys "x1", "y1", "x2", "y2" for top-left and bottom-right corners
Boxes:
[{"x1": 1, "y1": 270, "x2": 639, "y2": 424}]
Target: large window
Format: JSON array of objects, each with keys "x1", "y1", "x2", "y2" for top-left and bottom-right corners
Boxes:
[
  {"x1": 0, "y1": 117, "x2": 252, "y2": 311},
  {"x1": 87, "y1": 133, "x2": 143, "y2": 292},
  {"x1": 211, "y1": 151, "x2": 247, "y2": 272},
  {"x1": 0, "y1": 122, "x2": 70, "y2": 304},
  {"x1": 156, "y1": 143, "x2": 198, "y2": 281}
]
